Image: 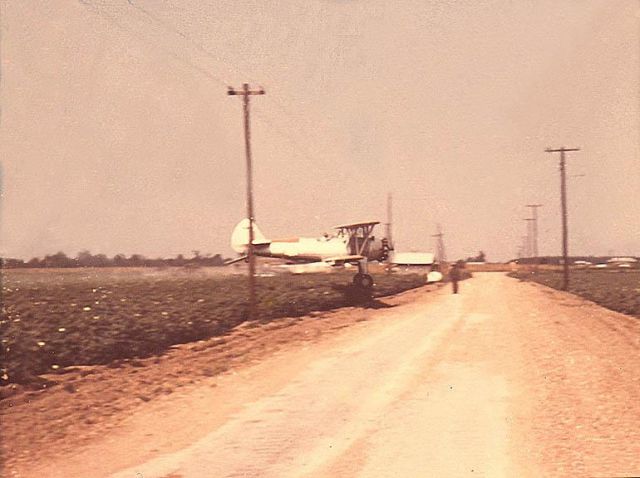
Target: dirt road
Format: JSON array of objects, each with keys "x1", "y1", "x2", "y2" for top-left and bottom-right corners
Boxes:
[{"x1": 7, "y1": 273, "x2": 640, "y2": 477}]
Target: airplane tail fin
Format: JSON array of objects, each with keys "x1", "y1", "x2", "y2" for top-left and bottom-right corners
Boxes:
[{"x1": 231, "y1": 219, "x2": 269, "y2": 253}]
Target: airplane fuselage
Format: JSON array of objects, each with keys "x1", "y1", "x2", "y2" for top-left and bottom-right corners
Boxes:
[
  {"x1": 254, "y1": 235, "x2": 389, "y2": 263},
  {"x1": 254, "y1": 236, "x2": 349, "y2": 262}
]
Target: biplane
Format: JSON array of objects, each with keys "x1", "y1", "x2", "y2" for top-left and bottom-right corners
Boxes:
[{"x1": 228, "y1": 218, "x2": 392, "y2": 289}]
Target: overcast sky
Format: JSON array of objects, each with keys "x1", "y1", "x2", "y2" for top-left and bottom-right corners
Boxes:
[{"x1": 1, "y1": 0, "x2": 638, "y2": 261}]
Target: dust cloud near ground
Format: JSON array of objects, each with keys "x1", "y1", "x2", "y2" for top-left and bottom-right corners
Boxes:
[{"x1": 3, "y1": 273, "x2": 640, "y2": 477}]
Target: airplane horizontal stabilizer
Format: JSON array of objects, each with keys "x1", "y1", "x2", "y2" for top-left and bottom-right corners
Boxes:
[{"x1": 224, "y1": 255, "x2": 248, "y2": 266}]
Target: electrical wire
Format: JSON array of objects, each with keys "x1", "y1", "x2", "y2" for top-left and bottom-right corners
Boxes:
[
  {"x1": 125, "y1": 0, "x2": 328, "y2": 158},
  {"x1": 78, "y1": 0, "x2": 231, "y2": 89},
  {"x1": 80, "y1": 0, "x2": 330, "y2": 178}
]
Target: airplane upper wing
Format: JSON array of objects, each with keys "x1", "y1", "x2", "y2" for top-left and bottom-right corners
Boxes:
[{"x1": 333, "y1": 221, "x2": 380, "y2": 230}]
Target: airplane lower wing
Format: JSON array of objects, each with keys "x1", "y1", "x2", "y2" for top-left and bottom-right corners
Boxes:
[
  {"x1": 227, "y1": 254, "x2": 364, "y2": 267},
  {"x1": 278, "y1": 262, "x2": 333, "y2": 274},
  {"x1": 323, "y1": 255, "x2": 365, "y2": 265}
]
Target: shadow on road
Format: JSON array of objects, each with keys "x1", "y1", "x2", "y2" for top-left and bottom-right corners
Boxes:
[{"x1": 331, "y1": 284, "x2": 395, "y2": 309}]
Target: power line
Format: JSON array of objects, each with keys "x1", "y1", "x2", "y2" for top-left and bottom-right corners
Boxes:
[
  {"x1": 80, "y1": 1, "x2": 323, "y2": 174},
  {"x1": 125, "y1": 0, "x2": 240, "y2": 85},
  {"x1": 78, "y1": 0, "x2": 231, "y2": 88},
  {"x1": 124, "y1": 0, "x2": 328, "y2": 163},
  {"x1": 130, "y1": 0, "x2": 260, "y2": 84},
  {"x1": 80, "y1": 0, "x2": 360, "y2": 237}
]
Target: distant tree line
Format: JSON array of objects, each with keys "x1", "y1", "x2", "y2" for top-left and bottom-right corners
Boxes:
[
  {"x1": 1, "y1": 250, "x2": 229, "y2": 269},
  {"x1": 465, "y1": 251, "x2": 487, "y2": 263},
  {"x1": 514, "y1": 255, "x2": 639, "y2": 265}
]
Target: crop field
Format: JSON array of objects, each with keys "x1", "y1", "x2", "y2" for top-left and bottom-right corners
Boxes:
[
  {"x1": 511, "y1": 270, "x2": 640, "y2": 318},
  {"x1": 1, "y1": 267, "x2": 432, "y2": 387}
]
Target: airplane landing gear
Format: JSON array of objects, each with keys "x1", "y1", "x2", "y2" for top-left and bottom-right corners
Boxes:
[{"x1": 353, "y1": 259, "x2": 374, "y2": 290}]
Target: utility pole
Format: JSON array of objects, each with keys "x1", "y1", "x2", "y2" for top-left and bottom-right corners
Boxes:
[
  {"x1": 228, "y1": 83, "x2": 265, "y2": 320},
  {"x1": 526, "y1": 204, "x2": 542, "y2": 270},
  {"x1": 385, "y1": 192, "x2": 393, "y2": 246},
  {"x1": 432, "y1": 224, "x2": 447, "y2": 264},
  {"x1": 545, "y1": 147, "x2": 580, "y2": 290},
  {"x1": 523, "y1": 218, "x2": 534, "y2": 259}
]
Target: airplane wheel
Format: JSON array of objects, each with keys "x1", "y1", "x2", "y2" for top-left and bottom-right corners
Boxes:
[{"x1": 353, "y1": 273, "x2": 374, "y2": 289}]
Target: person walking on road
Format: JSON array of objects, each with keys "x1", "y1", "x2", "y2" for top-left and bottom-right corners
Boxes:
[{"x1": 449, "y1": 262, "x2": 461, "y2": 294}]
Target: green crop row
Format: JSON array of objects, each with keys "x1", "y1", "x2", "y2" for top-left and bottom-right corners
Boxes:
[
  {"x1": 510, "y1": 270, "x2": 640, "y2": 318},
  {"x1": 1, "y1": 269, "x2": 429, "y2": 387}
]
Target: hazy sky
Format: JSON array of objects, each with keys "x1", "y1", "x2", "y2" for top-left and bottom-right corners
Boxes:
[{"x1": 1, "y1": 0, "x2": 638, "y2": 261}]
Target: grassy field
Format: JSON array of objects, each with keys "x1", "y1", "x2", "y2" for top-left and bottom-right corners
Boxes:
[
  {"x1": 1, "y1": 267, "x2": 432, "y2": 386},
  {"x1": 510, "y1": 269, "x2": 640, "y2": 318}
]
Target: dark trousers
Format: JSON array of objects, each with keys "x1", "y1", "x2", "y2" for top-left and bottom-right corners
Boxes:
[{"x1": 452, "y1": 280, "x2": 459, "y2": 294}]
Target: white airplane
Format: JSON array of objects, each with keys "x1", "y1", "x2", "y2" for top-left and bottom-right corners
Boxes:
[{"x1": 228, "y1": 218, "x2": 392, "y2": 289}]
